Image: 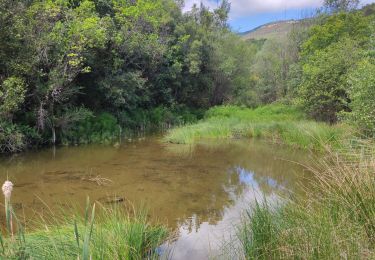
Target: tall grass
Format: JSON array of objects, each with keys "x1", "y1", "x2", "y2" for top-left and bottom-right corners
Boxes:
[
  {"x1": 165, "y1": 104, "x2": 351, "y2": 151},
  {"x1": 0, "y1": 201, "x2": 169, "y2": 259},
  {"x1": 236, "y1": 147, "x2": 375, "y2": 259}
]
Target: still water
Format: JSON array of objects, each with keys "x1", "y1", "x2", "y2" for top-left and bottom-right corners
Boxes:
[{"x1": 0, "y1": 137, "x2": 312, "y2": 259}]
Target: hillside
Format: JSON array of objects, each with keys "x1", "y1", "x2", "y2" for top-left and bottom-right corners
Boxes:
[{"x1": 240, "y1": 20, "x2": 301, "y2": 40}]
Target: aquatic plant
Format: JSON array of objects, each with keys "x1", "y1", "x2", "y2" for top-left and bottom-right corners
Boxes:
[
  {"x1": 235, "y1": 147, "x2": 375, "y2": 259},
  {"x1": 165, "y1": 104, "x2": 351, "y2": 151},
  {"x1": 0, "y1": 185, "x2": 169, "y2": 259}
]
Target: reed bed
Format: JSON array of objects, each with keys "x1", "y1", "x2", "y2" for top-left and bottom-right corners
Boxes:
[
  {"x1": 0, "y1": 197, "x2": 169, "y2": 260},
  {"x1": 165, "y1": 105, "x2": 351, "y2": 151},
  {"x1": 236, "y1": 147, "x2": 375, "y2": 259}
]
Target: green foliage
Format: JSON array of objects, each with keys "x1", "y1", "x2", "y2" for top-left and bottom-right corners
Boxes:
[
  {"x1": 0, "y1": 0, "x2": 244, "y2": 152},
  {"x1": 165, "y1": 104, "x2": 348, "y2": 151},
  {"x1": 1, "y1": 203, "x2": 168, "y2": 259},
  {"x1": 0, "y1": 121, "x2": 41, "y2": 153},
  {"x1": 324, "y1": 0, "x2": 360, "y2": 12},
  {"x1": 238, "y1": 200, "x2": 280, "y2": 259},
  {"x1": 0, "y1": 77, "x2": 26, "y2": 117},
  {"x1": 294, "y1": 9, "x2": 375, "y2": 128},
  {"x1": 61, "y1": 112, "x2": 120, "y2": 145},
  {"x1": 213, "y1": 33, "x2": 257, "y2": 106},
  {"x1": 242, "y1": 20, "x2": 309, "y2": 107},
  {"x1": 99, "y1": 71, "x2": 147, "y2": 110},
  {"x1": 1, "y1": 0, "x2": 375, "y2": 153},
  {"x1": 205, "y1": 104, "x2": 305, "y2": 121},
  {"x1": 299, "y1": 38, "x2": 360, "y2": 122},
  {"x1": 302, "y1": 12, "x2": 371, "y2": 57},
  {"x1": 237, "y1": 149, "x2": 375, "y2": 259},
  {"x1": 297, "y1": 12, "x2": 373, "y2": 123},
  {"x1": 344, "y1": 59, "x2": 375, "y2": 136},
  {"x1": 251, "y1": 39, "x2": 295, "y2": 103},
  {"x1": 0, "y1": 121, "x2": 25, "y2": 153},
  {"x1": 118, "y1": 105, "x2": 203, "y2": 131}
]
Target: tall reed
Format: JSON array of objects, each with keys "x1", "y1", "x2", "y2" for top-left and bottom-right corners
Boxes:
[
  {"x1": 0, "y1": 193, "x2": 169, "y2": 259},
  {"x1": 236, "y1": 147, "x2": 375, "y2": 259},
  {"x1": 165, "y1": 104, "x2": 350, "y2": 151}
]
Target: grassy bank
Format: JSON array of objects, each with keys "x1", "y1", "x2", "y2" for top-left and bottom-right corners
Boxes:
[
  {"x1": 237, "y1": 149, "x2": 375, "y2": 259},
  {"x1": 1, "y1": 202, "x2": 168, "y2": 259},
  {"x1": 165, "y1": 104, "x2": 351, "y2": 151}
]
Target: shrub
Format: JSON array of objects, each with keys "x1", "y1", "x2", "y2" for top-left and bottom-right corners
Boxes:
[
  {"x1": 0, "y1": 121, "x2": 42, "y2": 153},
  {"x1": 0, "y1": 77, "x2": 26, "y2": 118},
  {"x1": 61, "y1": 112, "x2": 120, "y2": 144},
  {"x1": 298, "y1": 38, "x2": 360, "y2": 123},
  {"x1": 0, "y1": 121, "x2": 25, "y2": 153},
  {"x1": 344, "y1": 59, "x2": 375, "y2": 137},
  {"x1": 118, "y1": 106, "x2": 202, "y2": 131}
]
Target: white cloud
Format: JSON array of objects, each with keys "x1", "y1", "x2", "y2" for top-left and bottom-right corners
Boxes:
[
  {"x1": 182, "y1": 0, "x2": 217, "y2": 13},
  {"x1": 183, "y1": 0, "x2": 322, "y2": 16},
  {"x1": 183, "y1": 0, "x2": 375, "y2": 18},
  {"x1": 231, "y1": 0, "x2": 322, "y2": 17}
]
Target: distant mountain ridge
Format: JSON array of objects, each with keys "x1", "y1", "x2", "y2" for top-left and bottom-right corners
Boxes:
[
  {"x1": 240, "y1": 19, "x2": 301, "y2": 40},
  {"x1": 241, "y1": 3, "x2": 375, "y2": 41}
]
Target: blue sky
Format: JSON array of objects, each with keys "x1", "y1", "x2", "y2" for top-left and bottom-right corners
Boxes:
[{"x1": 183, "y1": 0, "x2": 375, "y2": 33}]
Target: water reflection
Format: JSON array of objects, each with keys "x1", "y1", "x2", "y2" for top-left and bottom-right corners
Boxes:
[
  {"x1": 0, "y1": 137, "x2": 311, "y2": 259},
  {"x1": 161, "y1": 165, "x2": 288, "y2": 259}
]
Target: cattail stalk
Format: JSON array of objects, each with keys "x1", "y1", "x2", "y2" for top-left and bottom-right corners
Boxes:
[{"x1": 2, "y1": 181, "x2": 13, "y2": 238}]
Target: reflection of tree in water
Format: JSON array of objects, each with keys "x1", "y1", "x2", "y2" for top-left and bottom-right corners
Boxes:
[
  {"x1": 168, "y1": 140, "x2": 310, "y2": 235},
  {"x1": 176, "y1": 214, "x2": 201, "y2": 234}
]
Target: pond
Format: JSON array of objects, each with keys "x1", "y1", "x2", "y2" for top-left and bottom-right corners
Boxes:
[{"x1": 0, "y1": 136, "x2": 312, "y2": 259}]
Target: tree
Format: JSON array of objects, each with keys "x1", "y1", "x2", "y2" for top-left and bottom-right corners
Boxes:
[
  {"x1": 24, "y1": 0, "x2": 108, "y2": 143},
  {"x1": 0, "y1": 0, "x2": 295, "y2": 152},
  {"x1": 298, "y1": 39, "x2": 360, "y2": 123},
  {"x1": 324, "y1": 0, "x2": 360, "y2": 12},
  {"x1": 302, "y1": 12, "x2": 370, "y2": 57},
  {"x1": 211, "y1": 33, "x2": 256, "y2": 106},
  {"x1": 344, "y1": 59, "x2": 375, "y2": 136},
  {"x1": 0, "y1": 77, "x2": 26, "y2": 119}
]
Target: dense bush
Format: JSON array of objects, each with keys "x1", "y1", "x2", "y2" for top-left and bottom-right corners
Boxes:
[
  {"x1": 0, "y1": 122, "x2": 41, "y2": 153},
  {"x1": 344, "y1": 59, "x2": 375, "y2": 136},
  {"x1": 60, "y1": 113, "x2": 121, "y2": 145},
  {"x1": 298, "y1": 38, "x2": 359, "y2": 123},
  {"x1": 0, "y1": 0, "x2": 255, "y2": 153},
  {"x1": 0, "y1": 76, "x2": 26, "y2": 118},
  {"x1": 298, "y1": 11, "x2": 372, "y2": 123},
  {"x1": 118, "y1": 106, "x2": 203, "y2": 131}
]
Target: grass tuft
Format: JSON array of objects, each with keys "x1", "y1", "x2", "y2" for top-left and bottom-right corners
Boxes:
[
  {"x1": 236, "y1": 147, "x2": 375, "y2": 259},
  {"x1": 1, "y1": 203, "x2": 169, "y2": 259},
  {"x1": 165, "y1": 104, "x2": 351, "y2": 151}
]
